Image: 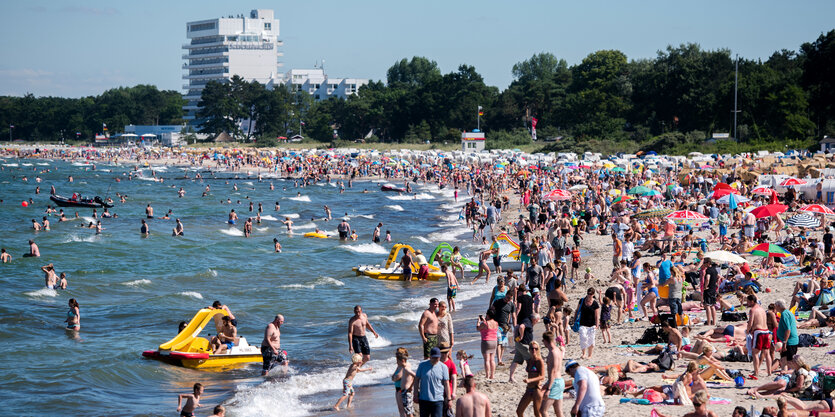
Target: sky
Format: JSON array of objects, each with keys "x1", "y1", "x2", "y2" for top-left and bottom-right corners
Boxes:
[{"x1": 1, "y1": 0, "x2": 833, "y2": 98}]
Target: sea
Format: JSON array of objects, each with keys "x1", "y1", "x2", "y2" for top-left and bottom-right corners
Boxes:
[{"x1": 0, "y1": 158, "x2": 498, "y2": 416}]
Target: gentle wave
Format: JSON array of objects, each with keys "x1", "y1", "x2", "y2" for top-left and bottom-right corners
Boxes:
[
  {"x1": 231, "y1": 357, "x2": 393, "y2": 417},
  {"x1": 25, "y1": 288, "x2": 58, "y2": 298},
  {"x1": 121, "y1": 279, "x2": 152, "y2": 286},
  {"x1": 288, "y1": 196, "x2": 311, "y2": 202},
  {"x1": 385, "y1": 205, "x2": 404, "y2": 211},
  {"x1": 339, "y1": 243, "x2": 389, "y2": 255},
  {"x1": 386, "y1": 193, "x2": 435, "y2": 200},
  {"x1": 260, "y1": 215, "x2": 279, "y2": 221},
  {"x1": 178, "y1": 291, "x2": 203, "y2": 299},
  {"x1": 293, "y1": 222, "x2": 317, "y2": 230},
  {"x1": 370, "y1": 310, "x2": 422, "y2": 323},
  {"x1": 355, "y1": 214, "x2": 374, "y2": 219},
  {"x1": 220, "y1": 228, "x2": 244, "y2": 236},
  {"x1": 311, "y1": 276, "x2": 345, "y2": 287},
  {"x1": 255, "y1": 227, "x2": 269, "y2": 232},
  {"x1": 281, "y1": 213, "x2": 300, "y2": 219},
  {"x1": 278, "y1": 283, "x2": 315, "y2": 290},
  {"x1": 62, "y1": 234, "x2": 99, "y2": 243}
]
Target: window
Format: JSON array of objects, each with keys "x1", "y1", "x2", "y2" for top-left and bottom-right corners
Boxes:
[
  {"x1": 264, "y1": 22, "x2": 272, "y2": 30},
  {"x1": 314, "y1": 95, "x2": 320, "y2": 100},
  {"x1": 828, "y1": 192, "x2": 834, "y2": 205},
  {"x1": 190, "y1": 22, "x2": 216, "y2": 32}
]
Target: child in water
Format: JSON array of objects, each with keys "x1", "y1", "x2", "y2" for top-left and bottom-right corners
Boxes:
[
  {"x1": 176, "y1": 383, "x2": 203, "y2": 417},
  {"x1": 385, "y1": 230, "x2": 392, "y2": 242},
  {"x1": 334, "y1": 353, "x2": 373, "y2": 411}
]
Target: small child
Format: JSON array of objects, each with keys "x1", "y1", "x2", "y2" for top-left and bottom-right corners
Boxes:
[
  {"x1": 600, "y1": 297, "x2": 612, "y2": 343},
  {"x1": 208, "y1": 405, "x2": 225, "y2": 417},
  {"x1": 177, "y1": 383, "x2": 203, "y2": 417},
  {"x1": 273, "y1": 238, "x2": 282, "y2": 253},
  {"x1": 385, "y1": 230, "x2": 392, "y2": 242},
  {"x1": 583, "y1": 267, "x2": 595, "y2": 282},
  {"x1": 334, "y1": 353, "x2": 373, "y2": 411},
  {"x1": 570, "y1": 246, "x2": 582, "y2": 282},
  {"x1": 456, "y1": 350, "x2": 474, "y2": 377},
  {"x1": 561, "y1": 307, "x2": 573, "y2": 344}
]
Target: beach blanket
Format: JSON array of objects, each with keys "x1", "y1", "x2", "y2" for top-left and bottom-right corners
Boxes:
[{"x1": 616, "y1": 344, "x2": 657, "y2": 348}]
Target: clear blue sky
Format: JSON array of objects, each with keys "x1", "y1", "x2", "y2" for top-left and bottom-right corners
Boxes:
[{"x1": 1, "y1": 0, "x2": 833, "y2": 97}]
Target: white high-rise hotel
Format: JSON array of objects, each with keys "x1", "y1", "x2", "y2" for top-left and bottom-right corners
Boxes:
[
  {"x1": 182, "y1": 9, "x2": 282, "y2": 121},
  {"x1": 183, "y1": 9, "x2": 369, "y2": 122}
]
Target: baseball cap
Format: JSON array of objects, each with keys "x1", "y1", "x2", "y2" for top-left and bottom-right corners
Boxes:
[
  {"x1": 565, "y1": 360, "x2": 579, "y2": 372},
  {"x1": 429, "y1": 347, "x2": 442, "y2": 358}
]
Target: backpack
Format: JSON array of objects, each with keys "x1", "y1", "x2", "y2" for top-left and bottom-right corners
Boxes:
[
  {"x1": 721, "y1": 311, "x2": 748, "y2": 322},
  {"x1": 572, "y1": 298, "x2": 585, "y2": 333},
  {"x1": 636, "y1": 326, "x2": 664, "y2": 344},
  {"x1": 653, "y1": 350, "x2": 675, "y2": 371},
  {"x1": 797, "y1": 333, "x2": 820, "y2": 347}
]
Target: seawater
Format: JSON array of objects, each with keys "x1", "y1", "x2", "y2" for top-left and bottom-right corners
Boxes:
[{"x1": 0, "y1": 159, "x2": 494, "y2": 416}]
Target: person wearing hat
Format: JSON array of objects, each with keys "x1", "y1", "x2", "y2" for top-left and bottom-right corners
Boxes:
[
  {"x1": 415, "y1": 249, "x2": 429, "y2": 281},
  {"x1": 413, "y1": 346, "x2": 451, "y2": 417},
  {"x1": 565, "y1": 360, "x2": 605, "y2": 417},
  {"x1": 438, "y1": 342, "x2": 458, "y2": 416}
]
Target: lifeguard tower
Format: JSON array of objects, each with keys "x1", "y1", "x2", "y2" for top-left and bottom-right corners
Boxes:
[{"x1": 461, "y1": 130, "x2": 485, "y2": 152}]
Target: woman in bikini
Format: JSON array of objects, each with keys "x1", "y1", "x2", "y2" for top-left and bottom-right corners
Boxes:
[{"x1": 516, "y1": 340, "x2": 546, "y2": 417}]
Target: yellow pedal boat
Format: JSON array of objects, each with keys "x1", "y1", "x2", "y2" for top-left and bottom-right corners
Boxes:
[
  {"x1": 142, "y1": 308, "x2": 262, "y2": 370},
  {"x1": 353, "y1": 244, "x2": 446, "y2": 281}
]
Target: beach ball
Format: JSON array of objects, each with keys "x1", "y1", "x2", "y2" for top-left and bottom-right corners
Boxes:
[{"x1": 21, "y1": 201, "x2": 28, "y2": 207}]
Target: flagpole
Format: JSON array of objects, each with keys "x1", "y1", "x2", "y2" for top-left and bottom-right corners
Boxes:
[{"x1": 477, "y1": 106, "x2": 480, "y2": 131}]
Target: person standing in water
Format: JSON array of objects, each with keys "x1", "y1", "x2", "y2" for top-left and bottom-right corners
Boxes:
[
  {"x1": 140, "y1": 219, "x2": 150, "y2": 236},
  {"x1": 145, "y1": 204, "x2": 154, "y2": 219},
  {"x1": 42, "y1": 263, "x2": 58, "y2": 288},
  {"x1": 348, "y1": 305, "x2": 380, "y2": 365},
  {"x1": 173, "y1": 219, "x2": 184, "y2": 236},
  {"x1": 281, "y1": 217, "x2": 294, "y2": 233},
  {"x1": 261, "y1": 314, "x2": 287, "y2": 375},
  {"x1": 373, "y1": 223, "x2": 383, "y2": 243},
  {"x1": 65, "y1": 298, "x2": 80, "y2": 331},
  {"x1": 228, "y1": 209, "x2": 238, "y2": 225}
]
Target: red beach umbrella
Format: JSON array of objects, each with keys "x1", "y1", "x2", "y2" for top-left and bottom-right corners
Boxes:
[
  {"x1": 750, "y1": 204, "x2": 788, "y2": 218},
  {"x1": 799, "y1": 204, "x2": 835, "y2": 216}
]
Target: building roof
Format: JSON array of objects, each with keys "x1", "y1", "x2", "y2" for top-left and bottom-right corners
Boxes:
[{"x1": 820, "y1": 136, "x2": 835, "y2": 144}]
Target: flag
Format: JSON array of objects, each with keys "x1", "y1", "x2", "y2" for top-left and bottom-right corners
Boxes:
[
  {"x1": 102, "y1": 123, "x2": 108, "y2": 131},
  {"x1": 300, "y1": 121, "x2": 306, "y2": 126},
  {"x1": 531, "y1": 117, "x2": 538, "y2": 141},
  {"x1": 9, "y1": 124, "x2": 13, "y2": 129},
  {"x1": 478, "y1": 106, "x2": 483, "y2": 116}
]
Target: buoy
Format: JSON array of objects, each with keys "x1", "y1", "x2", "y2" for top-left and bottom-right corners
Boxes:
[{"x1": 21, "y1": 201, "x2": 28, "y2": 207}]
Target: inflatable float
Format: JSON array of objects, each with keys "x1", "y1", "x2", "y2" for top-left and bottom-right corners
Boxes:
[
  {"x1": 142, "y1": 308, "x2": 262, "y2": 370},
  {"x1": 353, "y1": 244, "x2": 446, "y2": 281},
  {"x1": 380, "y1": 184, "x2": 406, "y2": 193},
  {"x1": 303, "y1": 231, "x2": 329, "y2": 238}
]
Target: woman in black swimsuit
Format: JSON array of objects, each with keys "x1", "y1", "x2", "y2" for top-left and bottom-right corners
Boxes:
[
  {"x1": 516, "y1": 340, "x2": 546, "y2": 417},
  {"x1": 776, "y1": 394, "x2": 835, "y2": 416}
]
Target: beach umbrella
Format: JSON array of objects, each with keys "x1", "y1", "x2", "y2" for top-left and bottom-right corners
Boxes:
[
  {"x1": 799, "y1": 204, "x2": 835, "y2": 216},
  {"x1": 751, "y1": 204, "x2": 788, "y2": 218},
  {"x1": 709, "y1": 188, "x2": 739, "y2": 199},
  {"x1": 627, "y1": 185, "x2": 653, "y2": 195},
  {"x1": 713, "y1": 182, "x2": 734, "y2": 192},
  {"x1": 610, "y1": 195, "x2": 635, "y2": 205},
  {"x1": 609, "y1": 167, "x2": 626, "y2": 173},
  {"x1": 703, "y1": 250, "x2": 748, "y2": 264},
  {"x1": 643, "y1": 180, "x2": 659, "y2": 186},
  {"x1": 786, "y1": 213, "x2": 821, "y2": 228},
  {"x1": 751, "y1": 186, "x2": 772, "y2": 195},
  {"x1": 634, "y1": 208, "x2": 673, "y2": 219},
  {"x1": 608, "y1": 189, "x2": 622, "y2": 196},
  {"x1": 779, "y1": 178, "x2": 807, "y2": 187},
  {"x1": 543, "y1": 189, "x2": 571, "y2": 201},
  {"x1": 643, "y1": 189, "x2": 663, "y2": 197},
  {"x1": 569, "y1": 184, "x2": 588, "y2": 191},
  {"x1": 749, "y1": 243, "x2": 791, "y2": 258},
  {"x1": 717, "y1": 193, "x2": 750, "y2": 205},
  {"x1": 665, "y1": 210, "x2": 709, "y2": 224}
]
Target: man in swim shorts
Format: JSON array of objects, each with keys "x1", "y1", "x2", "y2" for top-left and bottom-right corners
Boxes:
[
  {"x1": 348, "y1": 305, "x2": 379, "y2": 365},
  {"x1": 337, "y1": 218, "x2": 351, "y2": 240},
  {"x1": 746, "y1": 294, "x2": 773, "y2": 378},
  {"x1": 211, "y1": 316, "x2": 237, "y2": 354},
  {"x1": 418, "y1": 298, "x2": 440, "y2": 359},
  {"x1": 228, "y1": 209, "x2": 238, "y2": 225},
  {"x1": 541, "y1": 331, "x2": 565, "y2": 417},
  {"x1": 261, "y1": 314, "x2": 288, "y2": 375}
]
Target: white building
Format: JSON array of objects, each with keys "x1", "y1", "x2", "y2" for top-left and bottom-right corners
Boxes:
[
  {"x1": 284, "y1": 68, "x2": 369, "y2": 101},
  {"x1": 461, "y1": 131, "x2": 485, "y2": 152},
  {"x1": 182, "y1": 9, "x2": 283, "y2": 120}
]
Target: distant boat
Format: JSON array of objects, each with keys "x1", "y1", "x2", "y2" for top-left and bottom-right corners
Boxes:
[{"x1": 50, "y1": 194, "x2": 112, "y2": 208}]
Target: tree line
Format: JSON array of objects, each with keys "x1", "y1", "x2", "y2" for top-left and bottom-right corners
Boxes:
[{"x1": 1, "y1": 30, "x2": 833, "y2": 154}]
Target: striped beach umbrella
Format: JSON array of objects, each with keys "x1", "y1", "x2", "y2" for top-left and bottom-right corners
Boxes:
[
  {"x1": 779, "y1": 178, "x2": 807, "y2": 187},
  {"x1": 799, "y1": 204, "x2": 835, "y2": 216},
  {"x1": 634, "y1": 208, "x2": 673, "y2": 219},
  {"x1": 717, "y1": 193, "x2": 750, "y2": 205},
  {"x1": 786, "y1": 213, "x2": 821, "y2": 228},
  {"x1": 749, "y1": 243, "x2": 791, "y2": 258},
  {"x1": 665, "y1": 210, "x2": 709, "y2": 224}
]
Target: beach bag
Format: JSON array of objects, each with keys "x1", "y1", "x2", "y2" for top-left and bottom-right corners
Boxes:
[
  {"x1": 653, "y1": 350, "x2": 675, "y2": 371},
  {"x1": 721, "y1": 311, "x2": 748, "y2": 322},
  {"x1": 673, "y1": 381, "x2": 693, "y2": 406},
  {"x1": 816, "y1": 288, "x2": 835, "y2": 307},
  {"x1": 798, "y1": 334, "x2": 820, "y2": 347},
  {"x1": 572, "y1": 298, "x2": 584, "y2": 333},
  {"x1": 636, "y1": 326, "x2": 663, "y2": 344}
]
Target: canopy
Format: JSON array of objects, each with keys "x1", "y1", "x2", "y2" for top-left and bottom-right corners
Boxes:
[
  {"x1": 751, "y1": 186, "x2": 772, "y2": 196},
  {"x1": 634, "y1": 208, "x2": 673, "y2": 219},
  {"x1": 627, "y1": 186, "x2": 653, "y2": 195},
  {"x1": 665, "y1": 210, "x2": 709, "y2": 224},
  {"x1": 751, "y1": 204, "x2": 788, "y2": 218},
  {"x1": 749, "y1": 243, "x2": 791, "y2": 258},
  {"x1": 717, "y1": 193, "x2": 750, "y2": 205},
  {"x1": 799, "y1": 204, "x2": 835, "y2": 216},
  {"x1": 568, "y1": 184, "x2": 588, "y2": 191},
  {"x1": 703, "y1": 250, "x2": 748, "y2": 264},
  {"x1": 786, "y1": 213, "x2": 821, "y2": 228},
  {"x1": 543, "y1": 189, "x2": 571, "y2": 201},
  {"x1": 610, "y1": 195, "x2": 635, "y2": 205},
  {"x1": 779, "y1": 178, "x2": 807, "y2": 187}
]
